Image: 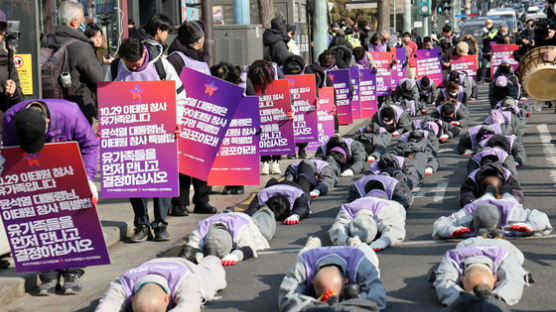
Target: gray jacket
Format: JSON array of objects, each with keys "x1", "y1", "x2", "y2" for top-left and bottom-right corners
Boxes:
[
  {"x1": 285, "y1": 159, "x2": 339, "y2": 195},
  {"x1": 352, "y1": 130, "x2": 391, "y2": 160},
  {"x1": 315, "y1": 139, "x2": 368, "y2": 174},
  {"x1": 434, "y1": 237, "x2": 527, "y2": 306},
  {"x1": 278, "y1": 245, "x2": 386, "y2": 311}
]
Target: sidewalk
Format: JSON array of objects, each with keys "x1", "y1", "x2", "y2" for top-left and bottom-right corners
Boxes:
[{"x1": 0, "y1": 118, "x2": 369, "y2": 306}]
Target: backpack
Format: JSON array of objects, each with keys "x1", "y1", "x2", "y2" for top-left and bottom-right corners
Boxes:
[
  {"x1": 40, "y1": 35, "x2": 78, "y2": 99},
  {"x1": 110, "y1": 43, "x2": 166, "y2": 81}
]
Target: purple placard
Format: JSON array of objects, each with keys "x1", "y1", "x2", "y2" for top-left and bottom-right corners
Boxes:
[
  {"x1": 328, "y1": 69, "x2": 353, "y2": 125},
  {"x1": 416, "y1": 48, "x2": 443, "y2": 87},
  {"x1": 207, "y1": 96, "x2": 260, "y2": 186},
  {"x1": 256, "y1": 79, "x2": 296, "y2": 156},
  {"x1": 178, "y1": 67, "x2": 244, "y2": 180},
  {"x1": 308, "y1": 86, "x2": 336, "y2": 151},
  {"x1": 490, "y1": 44, "x2": 519, "y2": 79},
  {"x1": 97, "y1": 81, "x2": 179, "y2": 198},
  {"x1": 349, "y1": 66, "x2": 362, "y2": 120},
  {"x1": 285, "y1": 74, "x2": 319, "y2": 143},
  {"x1": 0, "y1": 142, "x2": 110, "y2": 273},
  {"x1": 359, "y1": 69, "x2": 378, "y2": 119},
  {"x1": 369, "y1": 51, "x2": 393, "y2": 96},
  {"x1": 391, "y1": 48, "x2": 407, "y2": 90}
]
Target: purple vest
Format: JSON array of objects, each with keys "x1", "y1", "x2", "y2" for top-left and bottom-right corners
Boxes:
[
  {"x1": 197, "y1": 213, "x2": 251, "y2": 240},
  {"x1": 354, "y1": 175, "x2": 398, "y2": 199},
  {"x1": 369, "y1": 155, "x2": 404, "y2": 173},
  {"x1": 115, "y1": 59, "x2": 161, "y2": 82},
  {"x1": 368, "y1": 42, "x2": 387, "y2": 52},
  {"x1": 445, "y1": 245, "x2": 509, "y2": 275},
  {"x1": 170, "y1": 51, "x2": 211, "y2": 75},
  {"x1": 321, "y1": 138, "x2": 354, "y2": 157},
  {"x1": 290, "y1": 159, "x2": 330, "y2": 174},
  {"x1": 397, "y1": 78, "x2": 416, "y2": 94},
  {"x1": 437, "y1": 102, "x2": 461, "y2": 118},
  {"x1": 441, "y1": 85, "x2": 465, "y2": 103},
  {"x1": 413, "y1": 119, "x2": 424, "y2": 129},
  {"x1": 468, "y1": 167, "x2": 512, "y2": 182},
  {"x1": 377, "y1": 105, "x2": 403, "y2": 126},
  {"x1": 479, "y1": 135, "x2": 515, "y2": 151},
  {"x1": 463, "y1": 198, "x2": 516, "y2": 229},
  {"x1": 471, "y1": 148, "x2": 509, "y2": 165},
  {"x1": 468, "y1": 124, "x2": 502, "y2": 148},
  {"x1": 417, "y1": 79, "x2": 433, "y2": 95},
  {"x1": 257, "y1": 184, "x2": 305, "y2": 211},
  {"x1": 120, "y1": 260, "x2": 190, "y2": 301},
  {"x1": 301, "y1": 247, "x2": 367, "y2": 288},
  {"x1": 341, "y1": 197, "x2": 389, "y2": 219},
  {"x1": 400, "y1": 130, "x2": 429, "y2": 143}
]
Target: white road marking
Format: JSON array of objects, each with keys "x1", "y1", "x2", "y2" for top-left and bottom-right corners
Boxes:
[
  {"x1": 438, "y1": 148, "x2": 452, "y2": 153},
  {"x1": 412, "y1": 181, "x2": 448, "y2": 199},
  {"x1": 536, "y1": 124, "x2": 556, "y2": 181}
]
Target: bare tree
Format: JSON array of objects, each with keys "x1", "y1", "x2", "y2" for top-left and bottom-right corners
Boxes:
[
  {"x1": 377, "y1": 0, "x2": 391, "y2": 34},
  {"x1": 257, "y1": 0, "x2": 274, "y2": 28}
]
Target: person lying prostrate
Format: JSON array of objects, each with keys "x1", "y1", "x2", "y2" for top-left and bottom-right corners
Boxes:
[
  {"x1": 414, "y1": 117, "x2": 460, "y2": 142},
  {"x1": 430, "y1": 99, "x2": 469, "y2": 128},
  {"x1": 392, "y1": 130, "x2": 439, "y2": 179},
  {"x1": 369, "y1": 103, "x2": 413, "y2": 136},
  {"x1": 368, "y1": 152, "x2": 419, "y2": 190},
  {"x1": 315, "y1": 136, "x2": 367, "y2": 177},
  {"x1": 457, "y1": 124, "x2": 503, "y2": 156},
  {"x1": 478, "y1": 134, "x2": 527, "y2": 168},
  {"x1": 347, "y1": 174, "x2": 413, "y2": 210},
  {"x1": 484, "y1": 109, "x2": 521, "y2": 137},
  {"x1": 284, "y1": 159, "x2": 339, "y2": 198},
  {"x1": 488, "y1": 75, "x2": 518, "y2": 108},
  {"x1": 353, "y1": 123, "x2": 391, "y2": 162}
]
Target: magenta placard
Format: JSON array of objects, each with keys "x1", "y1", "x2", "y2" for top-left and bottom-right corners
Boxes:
[
  {"x1": 178, "y1": 67, "x2": 244, "y2": 180},
  {"x1": 391, "y1": 48, "x2": 407, "y2": 90},
  {"x1": 328, "y1": 69, "x2": 353, "y2": 125},
  {"x1": 369, "y1": 51, "x2": 393, "y2": 96},
  {"x1": 307, "y1": 86, "x2": 336, "y2": 151},
  {"x1": 490, "y1": 44, "x2": 519, "y2": 79},
  {"x1": 256, "y1": 79, "x2": 296, "y2": 156},
  {"x1": 416, "y1": 48, "x2": 443, "y2": 87},
  {"x1": 349, "y1": 66, "x2": 362, "y2": 120},
  {"x1": 0, "y1": 142, "x2": 110, "y2": 273},
  {"x1": 451, "y1": 55, "x2": 478, "y2": 80},
  {"x1": 359, "y1": 69, "x2": 378, "y2": 119},
  {"x1": 285, "y1": 74, "x2": 319, "y2": 143},
  {"x1": 207, "y1": 96, "x2": 260, "y2": 186},
  {"x1": 97, "y1": 81, "x2": 179, "y2": 198}
]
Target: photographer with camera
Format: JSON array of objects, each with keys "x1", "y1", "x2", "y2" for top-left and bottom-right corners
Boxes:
[
  {"x1": 535, "y1": 0, "x2": 556, "y2": 62},
  {"x1": 0, "y1": 10, "x2": 23, "y2": 115}
]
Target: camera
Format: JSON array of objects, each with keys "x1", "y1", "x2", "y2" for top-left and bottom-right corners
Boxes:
[
  {"x1": 533, "y1": 18, "x2": 556, "y2": 43},
  {"x1": 5, "y1": 20, "x2": 20, "y2": 48}
]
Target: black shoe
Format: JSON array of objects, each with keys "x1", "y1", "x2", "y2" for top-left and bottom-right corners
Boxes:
[
  {"x1": 287, "y1": 154, "x2": 296, "y2": 159},
  {"x1": 171, "y1": 205, "x2": 189, "y2": 216},
  {"x1": 298, "y1": 149, "x2": 307, "y2": 159},
  {"x1": 232, "y1": 186, "x2": 245, "y2": 195},
  {"x1": 222, "y1": 186, "x2": 233, "y2": 195},
  {"x1": 193, "y1": 202, "x2": 217, "y2": 214},
  {"x1": 62, "y1": 273, "x2": 82, "y2": 295},
  {"x1": 153, "y1": 223, "x2": 170, "y2": 241},
  {"x1": 36, "y1": 277, "x2": 58, "y2": 296},
  {"x1": 130, "y1": 225, "x2": 151, "y2": 243}
]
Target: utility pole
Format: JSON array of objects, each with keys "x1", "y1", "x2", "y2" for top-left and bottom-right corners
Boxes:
[
  {"x1": 378, "y1": 0, "x2": 391, "y2": 34},
  {"x1": 313, "y1": 0, "x2": 328, "y2": 62},
  {"x1": 393, "y1": 0, "x2": 397, "y2": 33},
  {"x1": 404, "y1": 0, "x2": 412, "y2": 33},
  {"x1": 257, "y1": 0, "x2": 274, "y2": 29},
  {"x1": 202, "y1": 0, "x2": 215, "y2": 66},
  {"x1": 233, "y1": 0, "x2": 250, "y2": 24}
]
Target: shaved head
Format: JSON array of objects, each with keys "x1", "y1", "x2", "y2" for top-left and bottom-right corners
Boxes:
[
  {"x1": 132, "y1": 283, "x2": 170, "y2": 312},
  {"x1": 313, "y1": 265, "x2": 344, "y2": 298},
  {"x1": 462, "y1": 264, "x2": 497, "y2": 292}
]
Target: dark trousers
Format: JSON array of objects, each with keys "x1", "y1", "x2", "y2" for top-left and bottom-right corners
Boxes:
[
  {"x1": 296, "y1": 161, "x2": 318, "y2": 192},
  {"x1": 261, "y1": 155, "x2": 281, "y2": 162},
  {"x1": 129, "y1": 197, "x2": 170, "y2": 226},
  {"x1": 480, "y1": 56, "x2": 490, "y2": 81},
  {"x1": 173, "y1": 174, "x2": 210, "y2": 207}
]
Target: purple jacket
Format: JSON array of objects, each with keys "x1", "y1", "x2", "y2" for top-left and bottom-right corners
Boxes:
[{"x1": 2, "y1": 99, "x2": 99, "y2": 181}]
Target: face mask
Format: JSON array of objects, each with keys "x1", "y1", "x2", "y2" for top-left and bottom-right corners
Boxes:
[
  {"x1": 500, "y1": 32, "x2": 507, "y2": 36},
  {"x1": 449, "y1": 91, "x2": 458, "y2": 96},
  {"x1": 383, "y1": 119, "x2": 394, "y2": 125},
  {"x1": 78, "y1": 21, "x2": 86, "y2": 32}
]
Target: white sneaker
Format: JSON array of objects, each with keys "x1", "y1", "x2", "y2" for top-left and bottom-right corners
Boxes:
[
  {"x1": 261, "y1": 162, "x2": 270, "y2": 175},
  {"x1": 305, "y1": 236, "x2": 322, "y2": 248},
  {"x1": 270, "y1": 161, "x2": 281, "y2": 175}
]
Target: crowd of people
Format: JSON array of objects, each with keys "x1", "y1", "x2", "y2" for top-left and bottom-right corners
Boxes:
[{"x1": 0, "y1": 0, "x2": 555, "y2": 310}]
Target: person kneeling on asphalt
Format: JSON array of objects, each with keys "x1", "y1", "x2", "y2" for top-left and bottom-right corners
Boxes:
[
  {"x1": 347, "y1": 174, "x2": 413, "y2": 209},
  {"x1": 246, "y1": 178, "x2": 312, "y2": 225},
  {"x1": 431, "y1": 237, "x2": 531, "y2": 307},
  {"x1": 432, "y1": 191, "x2": 552, "y2": 240},
  {"x1": 329, "y1": 195, "x2": 406, "y2": 251},
  {"x1": 466, "y1": 147, "x2": 518, "y2": 177},
  {"x1": 179, "y1": 209, "x2": 275, "y2": 266},
  {"x1": 315, "y1": 136, "x2": 367, "y2": 177},
  {"x1": 416, "y1": 76, "x2": 438, "y2": 106},
  {"x1": 414, "y1": 117, "x2": 460, "y2": 143},
  {"x1": 284, "y1": 159, "x2": 339, "y2": 198},
  {"x1": 353, "y1": 123, "x2": 391, "y2": 163},
  {"x1": 95, "y1": 257, "x2": 226, "y2": 311},
  {"x1": 368, "y1": 152, "x2": 419, "y2": 190},
  {"x1": 391, "y1": 130, "x2": 439, "y2": 180},
  {"x1": 431, "y1": 98, "x2": 469, "y2": 128},
  {"x1": 278, "y1": 237, "x2": 386, "y2": 311},
  {"x1": 457, "y1": 124, "x2": 503, "y2": 156},
  {"x1": 459, "y1": 162, "x2": 524, "y2": 208},
  {"x1": 369, "y1": 103, "x2": 412, "y2": 136}
]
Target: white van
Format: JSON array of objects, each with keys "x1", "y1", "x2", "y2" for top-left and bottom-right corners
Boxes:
[{"x1": 487, "y1": 8, "x2": 518, "y2": 33}]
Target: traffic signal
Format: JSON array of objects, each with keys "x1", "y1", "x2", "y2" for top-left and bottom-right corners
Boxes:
[
  {"x1": 419, "y1": 0, "x2": 431, "y2": 15},
  {"x1": 442, "y1": 0, "x2": 452, "y2": 12}
]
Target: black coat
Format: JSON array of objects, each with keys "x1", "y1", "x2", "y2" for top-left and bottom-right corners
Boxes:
[
  {"x1": 0, "y1": 48, "x2": 24, "y2": 112},
  {"x1": 263, "y1": 28, "x2": 290, "y2": 66}
]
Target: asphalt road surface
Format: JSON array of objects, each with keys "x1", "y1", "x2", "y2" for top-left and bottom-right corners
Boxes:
[{"x1": 7, "y1": 85, "x2": 556, "y2": 312}]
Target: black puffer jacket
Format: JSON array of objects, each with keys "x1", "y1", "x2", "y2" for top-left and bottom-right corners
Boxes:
[
  {"x1": 263, "y1": 28, "x2": 289, "y2": 66},
  {"x1": 0, "y1": 49, "x2": 24, "y2": 112}
]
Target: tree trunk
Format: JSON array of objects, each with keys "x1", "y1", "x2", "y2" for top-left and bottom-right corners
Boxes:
[
  {"x1": 257, "y1": 0, "x2": 274, "y2": 29},
  {"x1": 377, "y1": 0, "x2": 391, "y2": 34}
]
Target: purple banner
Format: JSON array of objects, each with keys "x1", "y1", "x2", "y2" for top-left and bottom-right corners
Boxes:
[
  {"x1": 285, "y1": 74, "x2": 319, "y2": 143},
  {"x1": 416, "y1": 48, "x2": 443, "y2": 87},
  {"x1": 328, "y1": 69, "x2": 353, "y2": 125},
  {"x1": 97, "y1": 81, "x2": 179, "y2": 198},
  {"x1": 359, "y1": 69, "x2": 378, "y2": 119},
  {"x1": 490, "y1": 44, "x2": 519, "y2": 79},
  {"x1": 451, "y1": 55, "x2": 478, "y2": 80},
  {"x1": 349, "y1": 66, "x2": 362, "y2": 120},
  {"x1": 0, "y1": 142, "x2": 110, "y2": 273},
  {"x1": 256, "y1": 80, "x2": 296, "y2": 156},
  {"x1": 369, "y1": 51, "x2": 393, "y2": 96},
  {"x1": 207, "y1": 97, "x2": 260, "y2": 186},
  {"x1": 178, "y1": 67, "x2": 243, "y2": 180},
  {"x1": 391, "y1": 48, "x2": 407, "y2": 90},
  {"x1": 308, "y1": 87, "x2": 336, "y2": 151}
]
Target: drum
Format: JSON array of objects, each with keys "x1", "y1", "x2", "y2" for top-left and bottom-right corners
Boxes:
[{"x1": 519, "y1": 46, "x2": 556, "y2": 101}]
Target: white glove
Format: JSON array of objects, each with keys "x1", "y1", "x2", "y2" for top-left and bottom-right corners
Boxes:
[
  {"x1": 284, "y1": 214, "x2": 300, "y2": 225},
  {"x1": 195, "y1": 252, "x2": 204, "y2": 264},
  {"x1": 369, "y1": 238, "x2": 388, "y2": 251},
  {"x1": 88, "y1": 180, "x2": 99, "y2": 205},
  {"x1": 221, "y1": 253, "x2": 239, "y2": 266},
  {"x1": 439, "y1": 134, "x2": 449, "y2": 141},
  {"x1": 347, "y1": 236, "x2": 362, "y2": 246},
  {"x1": 392, "y1": 131, "x2": 400, "y2": 137},
  {"x1": 0, "y1": 154, "x2": 5, "y2": 175},
  {"x1": 463, "y1": 149, "x2": 473, "y2": 156},
  {"x1": 310, "y1": 190, "x2": 321, "y2": 198},
  {"x1": 425, "y1": 167, "x2": 433, "y2": 176},
  {"x1": 340, "y1": 169, "x2": 354, "y2": 177},
  {"x1": 367, "y1": 155, "x2": 376, "y2": 162}
]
